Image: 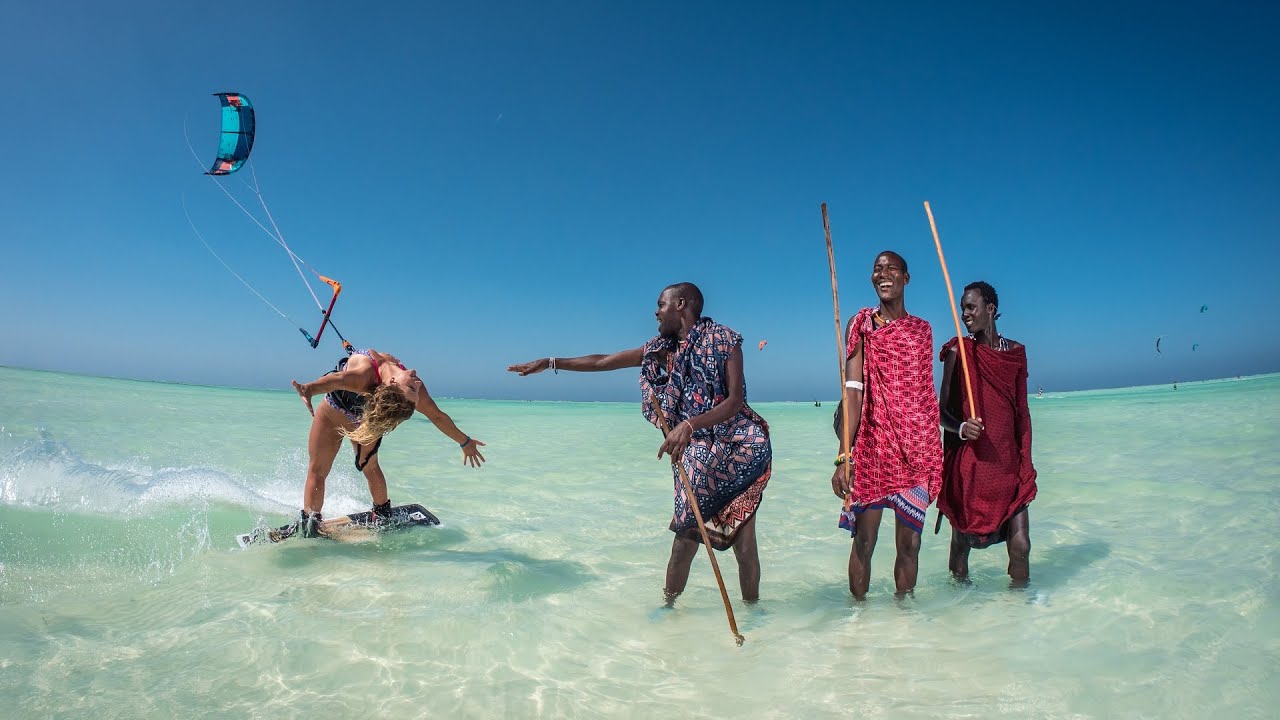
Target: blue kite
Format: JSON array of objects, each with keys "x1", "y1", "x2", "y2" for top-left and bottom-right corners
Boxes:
[{"x1": 206, "y1": 92, "x2": 255, "y2": 175}]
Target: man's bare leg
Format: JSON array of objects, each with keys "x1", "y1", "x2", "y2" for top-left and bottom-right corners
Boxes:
[
  {"x1": 848, "y1": 508, "x2": 882, "y2": 600},
  {"x1": 1005, "y1": 508, "x2": 1031, "y2": 587},
  {"x1": 893, "y1": 515, "x2": 922, "y2": 596},
  {"x1": 949, "y1": 526, "x2": 972, "y2": 580},
  {"x1": 663, "y1": 533, "x2": 700, "y2": 605},
  {"x1": 730, "y1": 514, "x2": 760, "y2": 603}
]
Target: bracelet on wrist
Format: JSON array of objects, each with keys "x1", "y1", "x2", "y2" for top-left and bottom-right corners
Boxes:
[{"x1": 459, "y1": 436, "x2": 472, "y2": 448}]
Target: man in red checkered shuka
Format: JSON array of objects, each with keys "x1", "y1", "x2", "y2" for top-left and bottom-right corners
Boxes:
[{"x1": 831, "y1": 251, "x2": 943, "y2": 600}]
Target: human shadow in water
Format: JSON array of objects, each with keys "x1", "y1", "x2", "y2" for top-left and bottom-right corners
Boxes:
[
  {"x1": 416, "y1": 548, "x2": 596, "y2": 601},
  {"x1": 267, "y1": 527, "x2": 594, "y2": 601},
  {"x1": 1031, "y1": 541, "x2": 1111, "y2": 590}
]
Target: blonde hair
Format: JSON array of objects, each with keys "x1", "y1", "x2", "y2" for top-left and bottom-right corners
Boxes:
[{"x1": 343, "y1": 383, "x2": 416, "y2": 445}]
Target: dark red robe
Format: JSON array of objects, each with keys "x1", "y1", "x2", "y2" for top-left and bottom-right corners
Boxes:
[{"x1": 937, "y1": 337, "x2": 1037, "y2": 544}]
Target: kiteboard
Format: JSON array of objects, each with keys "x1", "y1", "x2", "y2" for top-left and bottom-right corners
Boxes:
[{"x1": 236, "y1": 503, "x2": 440, "y2": 548}]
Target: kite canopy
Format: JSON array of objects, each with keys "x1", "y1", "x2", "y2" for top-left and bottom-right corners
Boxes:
[
  {"x1": 206, "y1": 92, "x2": 255, "y2": 175},
  {"x1": 758, "y1": 340, "x2": 767, "y2": 351},
  {"x1": 1200, "y1": 305, "x2": 1209, "y2": 313}
]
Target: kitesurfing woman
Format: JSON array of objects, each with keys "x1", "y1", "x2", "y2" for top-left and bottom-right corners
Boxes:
[{"x1": 290, "y1": 348, "x2": 486, "y2": 536}]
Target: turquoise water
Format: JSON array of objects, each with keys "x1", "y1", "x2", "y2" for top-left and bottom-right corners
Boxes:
[{"x1": 1, "y1": 366, "x2": 1277, "y2": 718}]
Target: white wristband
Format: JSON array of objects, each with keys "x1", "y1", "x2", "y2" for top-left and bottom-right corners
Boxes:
[
  {"x1": 844, "y1": 380, "x2": 864, "y2": 390},
  {"x1": 958, "y1": 421, "x2": 970, "y2": 439},
  {"x1": 548, "y1": 357, "x2": 557, "y2": 373}
]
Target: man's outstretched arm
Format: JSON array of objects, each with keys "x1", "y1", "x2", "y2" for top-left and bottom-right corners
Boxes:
[{"x1": 508, "y1": 347, "x2": 644, "y2": 375}]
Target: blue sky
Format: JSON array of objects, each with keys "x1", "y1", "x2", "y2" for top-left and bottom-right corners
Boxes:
[{"x1": 3, "y1": 1, "x2": 1277, "y2": 401}]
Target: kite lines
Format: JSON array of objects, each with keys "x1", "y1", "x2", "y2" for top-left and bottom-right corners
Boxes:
[{"x1": 183, "y1": 91, "x2": 352, "y2": 354}]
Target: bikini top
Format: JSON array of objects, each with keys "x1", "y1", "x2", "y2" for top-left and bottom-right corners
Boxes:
[{"x1": 359, "y1": 349, "x2": 407, "y2": 389}]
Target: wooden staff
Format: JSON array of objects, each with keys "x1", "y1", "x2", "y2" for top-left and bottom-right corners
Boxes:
[
  {"x1": 649, "y1": 394, "x2": 745, "y2": 646},
  {"x1": 924, "y1": 201, "x2": 976, "y2": 533},
  {"x1": 823, "y1": 204, "x2": 854, "y2": 500}
]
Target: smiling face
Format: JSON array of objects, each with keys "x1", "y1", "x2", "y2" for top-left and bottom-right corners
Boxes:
[
  {"x1": 960, "y1": 288, "x2": 995, "y2": 335},
  {"x1": 655, "y1": 288, "x2": 683, "y2": 338},
  {"x1": 384, "y1": 364, "x2": 421, "y2": 405},
  {"x1": 871, "y1": 252, "x2": 909, "y2": 303}
]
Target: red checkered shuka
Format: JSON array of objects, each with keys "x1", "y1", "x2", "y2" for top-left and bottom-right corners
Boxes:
[{"x1": 846, "y1": 307, "x2": 943, "y2": 504}]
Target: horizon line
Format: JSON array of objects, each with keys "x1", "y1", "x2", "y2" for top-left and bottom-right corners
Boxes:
[{"x1": 3, "y1": 364, "x2": 1275, "y2": 402}]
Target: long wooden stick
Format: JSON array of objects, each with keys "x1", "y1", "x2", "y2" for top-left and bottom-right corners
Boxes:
[
  {"x1": 924, "y1": 202, "x2": 977, "y2": 419},
  {"x1": 649, "y1": 395, "x2": 745, "y2": 646},
  {"x1": 924, "y1": 201, "x2": 976, "y2": 534},
  {"x1": 822, "y1": 204, "x2": 854, "y2": 500}
]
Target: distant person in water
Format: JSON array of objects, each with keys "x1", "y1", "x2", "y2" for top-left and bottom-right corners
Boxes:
[
  {"x1": 937, "y1": 282, "x2": 1037, "y2": 586},
  {"x1": 290, "y1": 349, "x2": 486, "y2": 537},
  {"x1": 831, "y1": 251, "x2": 942, "y2": 599},
  {"x1": 1037, "y1": 386, "x2": 1044, "y2": 398},
  {"x1": 507, "y1": 283, "x2": 772, "y2": 604}
]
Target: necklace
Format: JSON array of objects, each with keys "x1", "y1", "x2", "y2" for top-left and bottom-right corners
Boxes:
[
  {"x1": 969, "y1": 333, "x2": 1009, "y2": 351},
  {"x1": 874, "y1": 309, "x2": 901, "y2": 327}
]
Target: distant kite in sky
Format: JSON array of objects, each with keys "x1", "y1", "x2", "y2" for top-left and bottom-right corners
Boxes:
[
  {"x1": 1192, "y1": 343, "x2": 1199, "y2": 351},
  {"x1": 1155, "y1": 336, "x2": 1163, "y2": 354},
  {"x1": 1200, "y1": 305, "x2": 1209, "y2": 313},
  {"x1": 206, "y1": 92, "x2": 255, "y2": 175},
  {"x1": 758, "y1": 340, "x2": 768, "y2": 351}
]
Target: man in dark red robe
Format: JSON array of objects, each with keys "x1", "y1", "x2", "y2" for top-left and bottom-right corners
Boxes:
[{"x1": 938, "y1": 281, "x2": 1037, "y2": 586}]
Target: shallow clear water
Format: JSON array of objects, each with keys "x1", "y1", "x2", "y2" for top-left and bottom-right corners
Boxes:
[{"x1": 1, "y1": 367, "x2": 1276, "y2": 718}]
